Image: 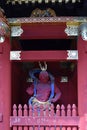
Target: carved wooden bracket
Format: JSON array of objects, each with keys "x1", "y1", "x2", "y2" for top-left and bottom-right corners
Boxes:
[
  {"x1": 31, "y1": 8, "x2": 56, "y2": 17},
  {"x1": 11, "y1": 26, "x2": 23, "y2": 37},
  {"x1": 67, "y1": 50, "x2": 78, "y2": 60},
  {"x1": 10, "y1": 51, "x2": 21, "y2": 60}
]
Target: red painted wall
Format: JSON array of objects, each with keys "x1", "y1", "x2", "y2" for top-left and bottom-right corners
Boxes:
[
  {"x1": 58, "y1": 67, "x2": 77, "y2": 108},
  {"x1": 11, "y1": 62, "x2": 24, "y2": 106}
]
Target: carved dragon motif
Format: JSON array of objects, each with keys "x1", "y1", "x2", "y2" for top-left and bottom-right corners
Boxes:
[{"x1": 31, "y1": 8, "x2": 56, "y2": 17}]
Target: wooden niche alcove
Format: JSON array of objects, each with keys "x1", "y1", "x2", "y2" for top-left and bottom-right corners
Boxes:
[
  {"x1": 10, "y1": 17, "x2": 80, "y2": 130},
  {"x1": 11, "y1": 30, "x2": 78, "y2": 107}
]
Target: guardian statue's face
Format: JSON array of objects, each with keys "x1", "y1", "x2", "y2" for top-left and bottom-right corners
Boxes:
[{"x1": 39, "y1": 71, "x2": 49, "y2": 83}]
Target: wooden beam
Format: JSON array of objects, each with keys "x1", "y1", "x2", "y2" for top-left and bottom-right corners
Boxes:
[
  {"x1": 10, "y1": 50, "x2": 77, "y2": 61},
  {"x1": 21, "y1": 51, "x2": 67, "y2": 61},
  {"x1": 10, "y1": 50, "x2": 78, "y2": 61},
  {"x1": 10, "y1": 116, "x2": 80, "y2": 127},
  {"x1": 21, "y1": 23, "x2": 67, "y2": 39}
]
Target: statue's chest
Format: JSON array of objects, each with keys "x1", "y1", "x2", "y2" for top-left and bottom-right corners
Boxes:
[{"x1": 36, "y1": 83, "x2": 51, "y2": 93}]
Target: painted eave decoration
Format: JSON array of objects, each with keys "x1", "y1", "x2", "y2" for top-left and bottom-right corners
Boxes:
[{"x1": 6, "y1": 0, "x2": 81, "y2": 4}]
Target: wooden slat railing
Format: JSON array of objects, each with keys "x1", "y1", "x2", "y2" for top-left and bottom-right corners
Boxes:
[{"x1": 10, "y1": 104, "x2": 79, "y2": 130}]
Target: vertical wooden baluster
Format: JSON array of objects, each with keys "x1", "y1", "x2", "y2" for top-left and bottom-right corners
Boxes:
[
  {"x1": 67, "y1": 104, "x2": 71, "y2": 116},
  {"x1": 45, "y1": 105, "x2": 49, "y2": 117},
  {"x1": 67, "y1": 127, "x2": 72, "y2": 130},
  {"x1": 50, "y1": 104, "x2": 54, "y2": 130},
  {"x1": 72, "y1": 127, "x2": 78, "y2": 130},
  {"x1": 45, "y1": 105, "x2": 50, "y2": 130},
  {"x1": 50, "y1": 126, "x2": 55, "y2": 130},
  {"x1": 50, "y1": 104, "x2": 54, "y2": 116},
  {"x1": 72, "y1": 104, "x2": 77, "y2": 116},
  {"x1": 33, "y1": 105, "x2": 38, "y2": 130},
  {"x1": 33, "y1": 105, "x2": 38, "y2": 116},
  {"x1": 67, "y1": 104, "x2": 71, "y2": 130},
  {"x1": 61, "y1": 105, "x2": 66, "y2": 130},
  {"x1": 72, "y1": 104, "x2": 77, "y2": 130},
  {"x1": 44, "y1": 105, "x2": 50, "y2": 130},
  {"x1": 18, "y1": 104, "x2": 22, "y2": 130},
  {"x1": 50, "y1": 104, "x2": 55, "y2": 130},
  {"x1": 24, "y1": 104, "x2": 28, "y2": 116},
  {"x1": 56, "y1": 126, "x2": 60, "y2": 130},
  {"x1": 46, "y1": 127, "x2": 50, "y2": 130},
  {"x1": 13, "y1": 104, "x2": 17, "y2": 130},
  {"x1": 29, "y1": 105, "x2": 33, "y2": 130},
  {"x1": 29, "y1": 105, "x2": 33, "y2": 116},
  {"x1": 56, "y1": 104, "x2": 60, "y2": 116},
  {"x1": 40, "y1": 105, "x2": 44, "y2": 116},
  {"x1": 61, "y1": 104, "x2": 65, "y2": 116},
  {"x1": 40, "y1": 104, "x2": 44, "y2": 130},
  {"x1": 62, "y1": 126, "x2": 66, "y2": 130},
  {"x1": 39, "y1": 106, "x2": 44, "y2": 130},
  {"x1": 24, "y1": 104, "x2": 28, "y2": 130},
  {"x1": 56, "y1": 104, "x2": 60, "y2": 130}
]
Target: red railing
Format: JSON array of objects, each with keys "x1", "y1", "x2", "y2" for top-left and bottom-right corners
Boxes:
[{"x1": 10, "y1": 104, "x2": 79, "y2": 130}]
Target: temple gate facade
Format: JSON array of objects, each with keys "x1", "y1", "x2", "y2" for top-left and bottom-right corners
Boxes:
[{"x1": 0, "y1": 6, "x2": 87, "y2": 130}]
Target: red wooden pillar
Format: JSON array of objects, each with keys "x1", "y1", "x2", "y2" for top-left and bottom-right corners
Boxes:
[
  {"x1": 77, "y1": 36, "x2": 87, "y2": 130},
  {"x1": 0, "y1": 46, "x2": 3, "y2": 129},
  {"x1": 0, "y1": 38, "x2": 11, "y2": 130}
]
